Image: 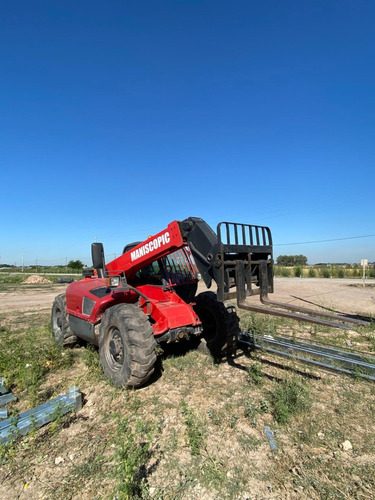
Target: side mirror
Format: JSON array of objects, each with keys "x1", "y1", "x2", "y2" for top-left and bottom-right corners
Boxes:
[{"x1": 91, "y1": 243, "x2": 106, "y2": 278}]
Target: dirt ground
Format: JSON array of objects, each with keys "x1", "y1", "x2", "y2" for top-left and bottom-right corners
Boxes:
[
  {"x1": 261, "y1": 278, "x2": 375, "y2": 316},
  {"x1": 2, "y1": 278, "x2": 374, "y2": 316},
  {"x1": 1, "y1": 279, "x2": 375, "y2": 499},
  {"x1": 0, "y1": 285, "x2": 66, "y2": 313}
]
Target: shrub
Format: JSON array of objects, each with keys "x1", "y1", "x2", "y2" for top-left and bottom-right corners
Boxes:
[
  {"x1": 308, "y1": 267, "x2": 316, "y2": 278},
  {"x1": 321, "y1": 268, "x2": 330, "y2": 278},
  {"x1": 294, "y1": 266, "x2": 302, "y2": 278},
  {"x1": 337, "y1": 268, "x2": 345, "y2": 279}
]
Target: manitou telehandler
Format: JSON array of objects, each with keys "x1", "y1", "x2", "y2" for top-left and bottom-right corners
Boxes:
[{"x1": 51, "y1": 217, "x2": 369, "y2": 387}]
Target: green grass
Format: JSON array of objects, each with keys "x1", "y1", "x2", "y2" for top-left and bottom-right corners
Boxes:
[
  {"x1": 247, "y1": 361, "x2": 264, "y2": 386},
  {"x1": 112, "y1": 415, "x2": 154, "y2": 499},
  {"x1": 181, "y1": 400, "x2": 205, "y2": 456},
  {"x1": 240, "y1": 310, "x2": 289, "y2": 337},
  {"x1": 82, "y1": 344, "x2": 106, "y2": 383},
  {"x1": 271, "y1": 376, "x2": 312, "y2": 424},
  {"x1": 0, "y1": 318, "x2": 76, "y2": 405}
]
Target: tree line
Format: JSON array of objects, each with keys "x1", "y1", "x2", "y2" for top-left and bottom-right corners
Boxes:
[{"x1": 276, "y1": 255, "x2": 308, "y2": 266}]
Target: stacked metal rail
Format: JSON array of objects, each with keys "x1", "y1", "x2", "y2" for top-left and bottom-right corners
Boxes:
[
  {"x1": 239, "y1": 333, "x2": 375, "y2": 381},
  {"x1": 0, "y1": 386, "x2": 82, "y2": 444}
]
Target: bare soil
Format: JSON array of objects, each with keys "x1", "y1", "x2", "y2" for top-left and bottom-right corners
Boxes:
[
  {"x1": 0, "y1": 285, "x2": 68, "y2": 313},
  {"x1": 1, "y1": 278, "x2": 375, "y2": 316},
  {"x1": 267, "y1": 278, "x2": 375, "y2": 316}
]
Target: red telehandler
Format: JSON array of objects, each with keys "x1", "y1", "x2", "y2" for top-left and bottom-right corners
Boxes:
[{"x1": 51, "y1": 217, "x2": 369, "y2": 387}]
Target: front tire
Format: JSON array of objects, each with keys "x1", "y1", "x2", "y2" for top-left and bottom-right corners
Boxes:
[
  {"x1": 51, "y1": 293, "x2": 78, "y2": 346},
  {"x1": 193, "y1": 291, "x2": 240, "y2": 358},
  {"x1": 99, "y1": 303, "x2": 156, "y2": 388}
]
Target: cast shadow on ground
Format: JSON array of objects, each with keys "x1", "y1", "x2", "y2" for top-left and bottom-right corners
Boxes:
[
  {"x1": 147, "y1": 338, "x2": 321, "y2": 388},
  {"x1": 227, "y1": 343, "x2": 322, "y2": 382}
]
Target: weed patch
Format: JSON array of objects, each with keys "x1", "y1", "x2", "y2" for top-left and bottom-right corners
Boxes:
[
  {"x1": 112, "y1": 415, "x2": 154, "y2": 499},
  {"x1": 271, "y1": 376, "x2": 312, "y2": 424},
  {"x1": 181, "y1": 400, "x2": 205, "y2": 456},
  {"x1": 247, "y1": 361, "x2": 264, "y2": 385}
]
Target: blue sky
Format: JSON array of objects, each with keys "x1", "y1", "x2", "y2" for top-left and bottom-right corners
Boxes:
[{"x1": 1, "y1": 0, "x2": 374, "y2": 266}]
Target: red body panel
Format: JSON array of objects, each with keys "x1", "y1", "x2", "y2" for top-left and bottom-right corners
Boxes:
[
  {"x1": 136, "y1": 285, "x2": 200, "y2": 335},
  {"x1": 66, "y1": 277, "x2": 138, "y2": 323},
  {"x1": 66, "y1": 278, "x2": 200, "y2": 336}
]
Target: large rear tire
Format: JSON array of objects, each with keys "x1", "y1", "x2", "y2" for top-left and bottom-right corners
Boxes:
[
  {"x1": 51, "y1": 293, "x2": 78, "y2": 346},
  {"x1": 99, "y1": 303, "x2": 157, "y2": 388},
  {"x1": 193, "y1": 291, "x2": 239, "y2": 358}
]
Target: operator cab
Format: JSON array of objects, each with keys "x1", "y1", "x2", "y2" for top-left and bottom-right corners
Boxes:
[{"x1": 123, "y1": 243, "x2": 199, "y2": 303}]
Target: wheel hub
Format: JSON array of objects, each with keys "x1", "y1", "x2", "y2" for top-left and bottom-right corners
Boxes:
[
  {"x1": 109, "y1": 330, "x2": 124, "y2": 365},
  {"x1": 56, "y1": 310, "x2": 62, "y2": 330}
]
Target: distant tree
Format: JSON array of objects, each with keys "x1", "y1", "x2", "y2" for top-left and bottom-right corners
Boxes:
[
  {"x1": 276, "y1": 255, "x2": 308, "y2": 266},
  {"x1": 295, "y1": 254, "x2": 308, "y2": 266},
  {"x1": 68, "y1": 260, "x2": 84, "y2": 270},
  {"x1": 276, "y1": 255, "x2": 292, "y2": 266}
]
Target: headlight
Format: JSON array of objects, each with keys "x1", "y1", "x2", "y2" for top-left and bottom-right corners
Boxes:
[{"x1": 106, "y1": 276, "x2": 120, "y2": 287}]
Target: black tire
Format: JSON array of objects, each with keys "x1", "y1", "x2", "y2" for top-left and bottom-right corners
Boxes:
[
  {"x1": 99, "y1": 303, "x2": 157, "y2": 388},
  {"x1": 193, "y1": 291, "x2": 240, "y2": 358},
  {"x1": 51, "y1": 293, "x2": 78, "y2": 346}
]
